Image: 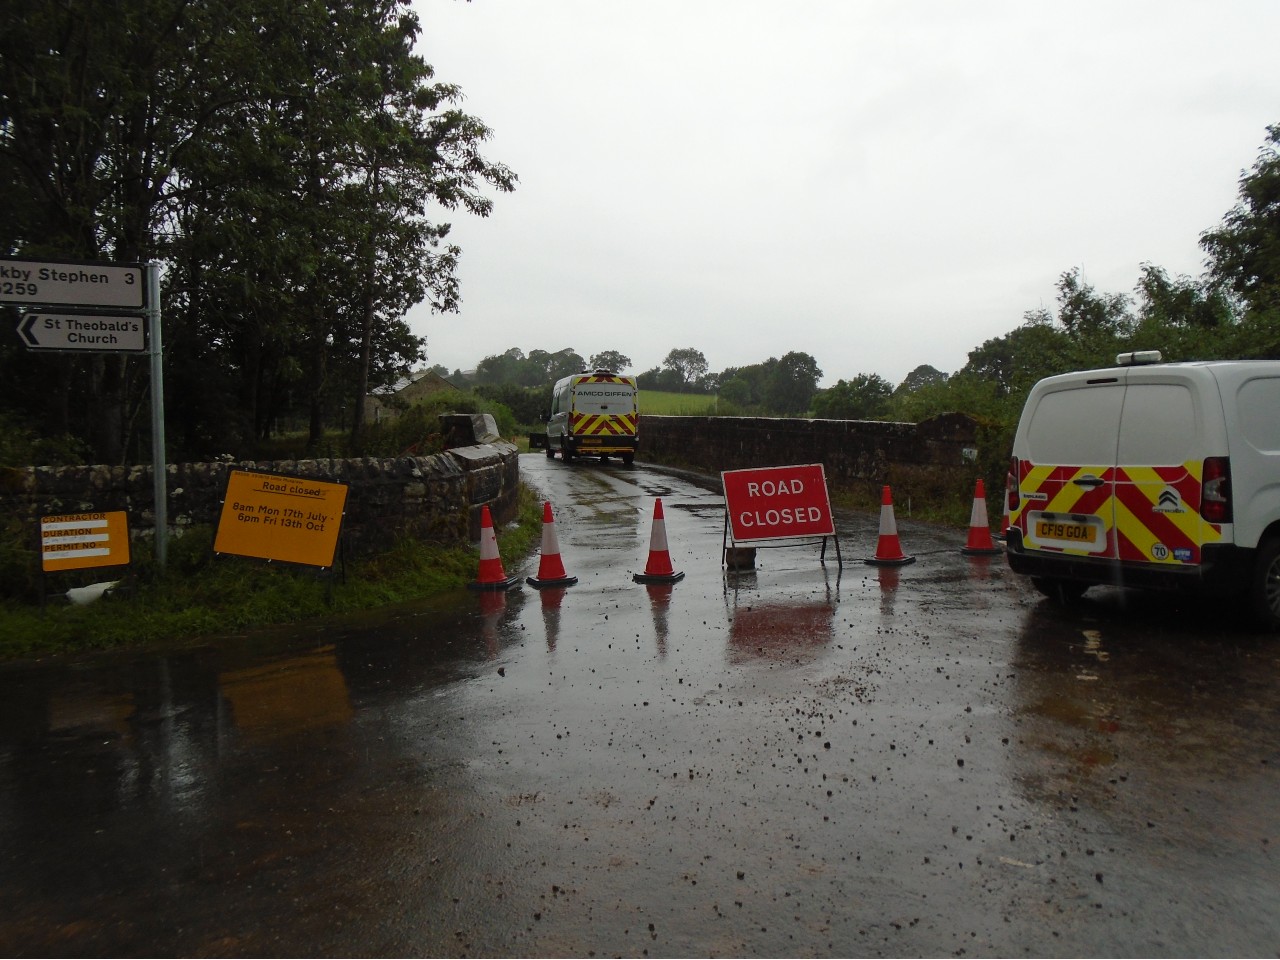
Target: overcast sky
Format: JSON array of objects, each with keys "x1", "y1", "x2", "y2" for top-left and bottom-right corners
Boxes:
[{"x1": 408, "y1": 0, "x2": 1280, "y2": 387}]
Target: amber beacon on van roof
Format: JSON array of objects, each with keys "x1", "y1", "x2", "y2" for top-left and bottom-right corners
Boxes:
[{"x1": 1116, "y1": 350, "x2": 1163, "y2": 366}]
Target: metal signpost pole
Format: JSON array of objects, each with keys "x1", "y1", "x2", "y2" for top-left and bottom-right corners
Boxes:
[{"x1": 146, "y1": 262, "x2": 168, "y2": 571}]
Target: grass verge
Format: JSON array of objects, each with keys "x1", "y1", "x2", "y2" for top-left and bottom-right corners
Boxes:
[
  {"x1": 827, "y1": 483, "x2": 974, "y2": 528},
  {"x1": 0, "y1": 485, "x2": 544, "y2": 663}
]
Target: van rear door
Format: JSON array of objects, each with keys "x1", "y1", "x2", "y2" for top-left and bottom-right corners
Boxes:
[
  {"x1": 570, "y1": 376, "x2": 638, "y2": 442},
  {"x1": 1017, "y1": 377, "x2": 1122, "y2": 561},
  {"x1": 1112, "y1": 377, "x2": 1220, "y2": 568}
]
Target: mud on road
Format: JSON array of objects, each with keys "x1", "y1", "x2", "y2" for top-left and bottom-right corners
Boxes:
[{"x1": 0, "y1": 455, "x2": 1277, "y2": 957}]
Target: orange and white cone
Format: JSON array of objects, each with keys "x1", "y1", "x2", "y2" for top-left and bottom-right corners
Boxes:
[
  {"x1": 634, "y1": 498, "x2": 685, "y2": 583},
  {"x1": 961, "y1": 479, "x2": 1003, "y2": 556},
  {"x1": 527, "y1": 501, "x2": 578, "y2": 589},
  {"x1": 468, "y1": 504, "x2": 521, "y2": 591},
  {"x1": 865, "y1": 485, "x2": 915, "y2": 566}
]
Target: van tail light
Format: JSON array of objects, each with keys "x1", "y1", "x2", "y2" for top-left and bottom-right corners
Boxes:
[
  {"x1": 1201, "y1": 456, "x2": 1232, "y2": 524},
  {"x1": 1006, "y1": 457, "x2": 1020, "y2": 513}
]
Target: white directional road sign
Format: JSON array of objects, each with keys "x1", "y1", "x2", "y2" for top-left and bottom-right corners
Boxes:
[
  {"x1": 17, "y1": 312, "x2": 147, "y2": 352},
  {"x1": 0, "y1": 257, "x2": 145, "y2": 308}
]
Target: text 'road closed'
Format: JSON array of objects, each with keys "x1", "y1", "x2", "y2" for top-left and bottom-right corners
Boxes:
[
  {"x1": 721, "y1": 464, "x2": 835, "y2": 543},
  {"x1": 214, "y1": 470, "x2": 348, "y2": 567}
]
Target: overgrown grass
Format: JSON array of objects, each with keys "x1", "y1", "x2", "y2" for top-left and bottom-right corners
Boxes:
[
  {"x1": 640, "y1": 390, "x2": 720, "y2": 415},
  {"x1": 827, "y1": 482, "x2": 975, "y2": 528},
  {"x1": 0, "y1": 485, "x2": 544, "y2": 662}
]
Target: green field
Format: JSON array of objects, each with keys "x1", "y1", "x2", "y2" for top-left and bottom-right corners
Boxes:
[{"x1": 639, "y1": 390, "x2": 719, "y2": 415}]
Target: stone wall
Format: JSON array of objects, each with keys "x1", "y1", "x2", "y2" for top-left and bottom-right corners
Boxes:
[
  {"x1": 0, "y1": 414, "x2": 520, "y2": 556},
  {"x1": 637, "y1": 412, "x2": 981, "y2": 501}
]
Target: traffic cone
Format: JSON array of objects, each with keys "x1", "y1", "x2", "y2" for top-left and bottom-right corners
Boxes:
[
  {"x1": 634, "y1": 498, "x2": 685, "y2": 583},
  {"x1": 865, "y1": 485, "x2": 916, "y2": 566},
  {"x1": 527, "y1": 501, "x2": 578, "y2": 588},
  {"x1": 961, "y1": 479, "x2": 1003, "y2": 556},
  {"x1": 468, "y1": 504, "x2": 521, "y2": 591}
]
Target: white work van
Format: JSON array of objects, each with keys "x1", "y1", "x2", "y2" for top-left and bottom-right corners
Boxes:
[
  {"x1": 1005, "y1": 352, "x2": 1280, "y2": 628},
  {"x1": 545, "y1": 371, "x2": 638, "y2": 464}
]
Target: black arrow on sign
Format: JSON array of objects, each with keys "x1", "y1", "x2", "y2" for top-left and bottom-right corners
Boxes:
[{"x1": 18, "y1": 314, "x2": 38, "y2": 347}]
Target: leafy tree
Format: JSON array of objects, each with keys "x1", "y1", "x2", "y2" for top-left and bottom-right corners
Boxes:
[
  {"x1": 1055, "y1": 267, "x2": 1134, "y2": 347},
  {"x1": 473, "y1": 346, "x2": 584, "y2": 387},
  {"x1": 1135, "y1": 263, "x2": 1235, "y2": 331},
  {"x1": 521, "y1": 350, "x2": 556, "y2": 385},
  {"x1": 588, "y1": 350, "x2": 632, "y2": 373},
  {"x1": 661, "y1": 348, "x2": 709, "y2": 391},
  {"x1": 718, "y1": 376, "x2": 753, "y2": 408},
  {"x1": 1202, "y1": 123, "x2": 1280, "y2": 316},
  {"x1": 0, "y1": 0, "x2": 272, "y2": 460},
  {"x1": 546, "y1": 348, "x2": 586, "y2": 381},
  {"x1": 887, "y1": 369, "x2": 1011, "y2": 425},
  {"x1": 713, "y1": 363, "x2": 770, "y2": 410},
  {"x1": 475, "y1": 348, "x2": 527, "y2": 385},
  {"x1": 0, "y1": 0, "x2": 513, "y2": 463},
  {"x1": 1128, "y1": 263, "x2": 1250, "y2": 362},
  {"x1": 812, "y1": 374, "x2": 892, "y2": 420},
  {"x1": 473, "y1": 383, "x2": 549, "y2": 426},
  {"x1": 960, "y1": 314, "x2": 1072, "y2": 398},
  {"x1": 764, "y1": 351, "x2": 822, "y2": 415},
  {"x1": 897, "y1": 364, "x2": 948, "y2": 393}
]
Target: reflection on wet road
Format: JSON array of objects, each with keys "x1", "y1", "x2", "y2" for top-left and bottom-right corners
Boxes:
[{"x1": 0, "y1": 455, "x2": 1277, "y2": 956}]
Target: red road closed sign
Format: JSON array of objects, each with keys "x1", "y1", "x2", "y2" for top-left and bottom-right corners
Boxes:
[{"x1": 722, "y1": 464, "x2": 835, "y2": 542}]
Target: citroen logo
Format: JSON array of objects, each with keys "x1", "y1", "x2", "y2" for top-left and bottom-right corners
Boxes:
[{"x1": 1153, "y1": 487, "x2": 1184, "y2": 513}]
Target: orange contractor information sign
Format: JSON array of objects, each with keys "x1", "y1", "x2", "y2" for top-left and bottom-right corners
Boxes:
[
  {"x1": 214, "y1": 470, "x2": 348, "y2": 568},
  {"x1": 41, "y1": 511, "x2": 131, "y2": 572}
]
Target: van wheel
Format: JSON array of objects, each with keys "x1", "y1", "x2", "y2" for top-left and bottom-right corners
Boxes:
[
  {"x1": 1031, "y1": 577, "x2": 1088, "y2": 605},
  {"x1": 622, "y1": 453, "x2": 634, "y2": 466},
  {"x1": 562, "y1": 446, "x2": 574, "y2": 463},
  {"x1": 1250, "y1": 538, "x2": 1280, "y2": 630},
  {"x1": 545, "y1": 445, "x2": 555, "y2": 459}
]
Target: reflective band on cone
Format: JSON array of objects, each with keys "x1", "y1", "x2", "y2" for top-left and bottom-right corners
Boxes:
[
  {"x1": 865, "y1": 485, "x2": 916, "y2": 566},
  {"x1": 961, "y1": 479, "x2": 1003, "y2": 556},
  {"x1": 468, "y1": 504, "x2": 521, "y2": 591},
  {"x1": 527, "y1": 501, "x2": 578, "y2": 588},
  {"x1": 634, "y1": 498, "x2": 685, "y2": 584}
]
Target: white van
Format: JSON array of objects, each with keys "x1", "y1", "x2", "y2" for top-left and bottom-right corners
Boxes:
[
  {"x1": 1005, "y1": 352, "x2": 1280, "y2": 628},
  {"x1": 545, "y1": 371, "x2": 638, "y2": 464}
]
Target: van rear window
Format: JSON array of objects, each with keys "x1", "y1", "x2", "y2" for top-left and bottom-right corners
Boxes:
[
  {"x1": 1119, "y1": 383, "x2": 1196, "y2": 464},
  {"x1": 1026, "y1": 385, "x2": 1123, "y2": 465}
]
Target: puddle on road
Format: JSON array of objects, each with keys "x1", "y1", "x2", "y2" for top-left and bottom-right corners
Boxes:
[
  {"x1": 726, "y1": 602, "x2": 834, "y2": 663},
  {"x1": 1025, "y1": 692, "x2": 1120, "y2": 737},
  {"x1": 219, "y1": 648, "x2": 353, "y2": 743}
]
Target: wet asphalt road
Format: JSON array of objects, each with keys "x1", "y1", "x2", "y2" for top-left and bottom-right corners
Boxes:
[{"x1": 1, "y1": 454, "x2": 1278, "y2": 957}]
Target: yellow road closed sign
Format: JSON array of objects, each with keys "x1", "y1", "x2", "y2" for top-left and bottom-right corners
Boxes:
[
  {"x1": 214, "y1": 470, "x2": 348, "y2": 568},
  {"x1": 41, "y1": 511, "x2": 131, "y2": 572}
]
